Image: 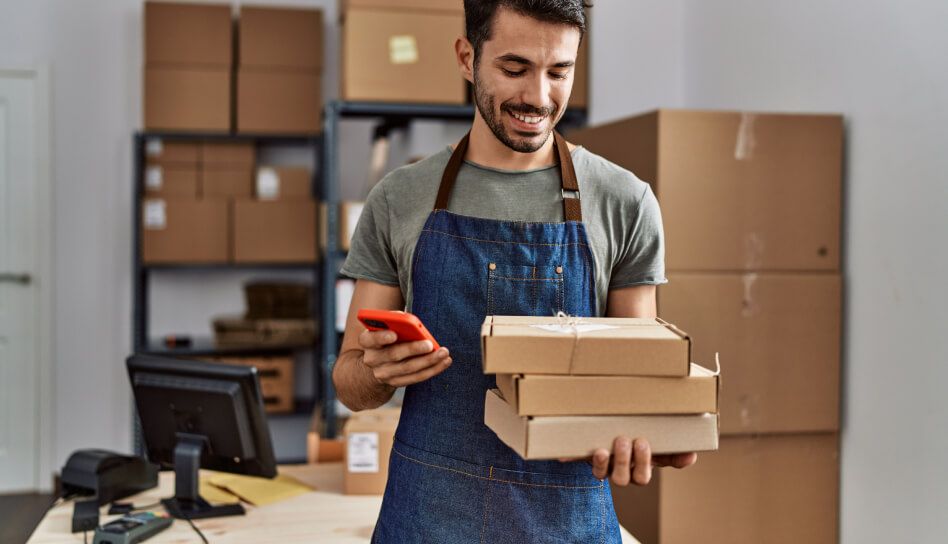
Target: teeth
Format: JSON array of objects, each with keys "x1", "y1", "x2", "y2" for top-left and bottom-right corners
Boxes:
[{"x1": 512, "y1": 112, "x2": 543, "y2": 124}]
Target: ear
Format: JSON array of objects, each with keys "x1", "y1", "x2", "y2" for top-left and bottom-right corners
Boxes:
[{"x1": 455, "y1": 35, "x2": 475, "y2": 84}]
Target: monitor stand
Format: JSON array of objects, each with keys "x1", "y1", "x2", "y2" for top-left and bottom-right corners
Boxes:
[{"x1": 161, "y1": 434, "x2": 245, "y2": 520}]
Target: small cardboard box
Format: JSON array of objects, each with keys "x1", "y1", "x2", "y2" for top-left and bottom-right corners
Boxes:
[
  {"x1": 239, "y1": 6, "x2": 323, "y2": 71},
  {"x1": 343, "y1": 408, "x2": 401, "y2": 495},
  {"x1": 495, "y1": 362, "x2": 719, "y2": 417},
  {"x1": 233, "y1": 199, "x2": 317, "y2": 263},
  {"x1": 485, "y1": 390, "x2": 718, "y2": 460},
  {"x1": 144, "y1": 67, "x2": 231, "y2": 132},
  {"x1": 141, "y1": 197, "x2": 229, "y2": 263},
  {"x1": 237, "y1": 70, "x2": 322, "y2": 134},
  {"x1": 144, "y1": 1, "x2": 233, "y2": 66},
  {"x1": 481, "y1": 316, "x2": 691, "y2": 376},
  {"x1": 201, "y1": 142, "x2": 255, "y2": 166},
  {"x1": 210, "y1": 356, "x2": 295, "y2": 414},
  {"x1": 202, "y1": 168, "x2": 254, "y2": 199},
  {"x1": 144, "y1": 139, "x2": 200, "y2": 164},
  {"x1": 142, "y1": 164, "x2": 199, "y2": 198},
  {"x1": 255, "y1": 167, "x2": 312, "y2": 200},
  {"x1": 341, "y1": 8, "x2": 465, "y2": 104}
]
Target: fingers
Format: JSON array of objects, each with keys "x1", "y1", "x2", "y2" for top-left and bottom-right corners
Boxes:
[
  {"x1": 359, "y1": 329, "x2": 397, "y2": 350},
  {"x1": 383, "y1": 339, "x2": 436, "y2": 363},
  {"x1": 591, "y1": 449, "x2": 610, "y2": 480},
  {"x1": 373, "y1": 347, "x2": 451, "y2": 383},
  {"x1": 386, "y1": 354, "x2": 453, "y2": 387},
  {"x1": 610, "y1": 437, "x2": 632, "y2": 485},
  {"x1": 631, "y1": 438, "x2": 652, "y2": 486},
  {"x1": 653, "y1": 452, "x2": 698, "y2": 469}
]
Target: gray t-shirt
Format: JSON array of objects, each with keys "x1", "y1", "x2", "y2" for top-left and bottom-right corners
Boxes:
[{"x1": 340, "y1": 146, "x2": 667, "y2": 316}]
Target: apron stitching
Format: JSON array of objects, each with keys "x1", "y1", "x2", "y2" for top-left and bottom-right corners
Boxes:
[
  {"x1": 422, "y1": 229, "x2": 589, "y2": 248},
  {"x1": 490, "y1": 275, "x2": 562, "y2": 281},
  {"x1": 392, "y1": 448, "x2": 602, "y2": 490},
  {"x1": 599, "y1": 482, "x2": 606, "y2": 544}
]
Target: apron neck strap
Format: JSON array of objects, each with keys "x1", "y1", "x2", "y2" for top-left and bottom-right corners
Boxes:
[{"x1": 434, "y1": 130, "x2": 583, "y2": 222}]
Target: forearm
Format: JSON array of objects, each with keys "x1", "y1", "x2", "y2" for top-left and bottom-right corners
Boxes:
[{"x1": 332, "y1": 348, "x2": 396, "y2": 411}]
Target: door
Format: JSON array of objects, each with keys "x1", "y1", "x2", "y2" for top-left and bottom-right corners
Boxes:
[{"x1": 0, "y1": 70, "x2": 43, "y2": 492}]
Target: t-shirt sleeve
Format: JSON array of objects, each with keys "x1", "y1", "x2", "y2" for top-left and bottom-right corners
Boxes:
[
  {"x1": 339, "y1": 181, "x2": 400, "y2": 286},
  {"x1": 609, "y1": 184, "x2": 668, "y2": 288}
]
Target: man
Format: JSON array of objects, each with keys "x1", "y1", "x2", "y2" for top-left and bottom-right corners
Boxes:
[{"x1": 333, "y1": 1, "x2": 697, "y2": 541}]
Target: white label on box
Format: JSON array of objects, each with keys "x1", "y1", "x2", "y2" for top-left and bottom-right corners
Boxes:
[
  {"x1": 145, "y1": 138, "x2": 163, "y2": 157},
  {"x1": 345, "y1": 202, "x2": 364, "y2": 245},
  {"x1": 531, "y1": 323, "x2": 618, "y2": 334},
  {"x1": 336, "y1": 279, "x2": 355, "y2": 332},
  {"x1": 256, "y1": 167, "x2": 280, "y2": 200},
  {"x1": 389, "y1": 35, "x2": 419, "y2": 64},
  {"x1": 145, "y1": 165, "x2": 163, "y2": 190},
  {"x1": 347, "y1": 432, "x2": 380, "y2": 473},
  {"x1": 143, "y1": 199, "x2": 167, "y2": 230}
]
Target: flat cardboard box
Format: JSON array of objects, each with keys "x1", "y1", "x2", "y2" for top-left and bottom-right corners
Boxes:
[
  {"x1": 485, "y1": 389, "x2": 718, "y2": 460},
  {"x1": 343, "y1": 0, "x2": 463, "y2": 12},
  {"x1": 568, "y1": 110, "x2": 842, "y2": 272},
  {"x1": 141, "y1": 197, "x2": 229, "y2": 263},
  {"x1": 237, "y1": 70, "x2": 322, "y2": 134},
  {"x1": 612, "y1": 433, "x2": 839, "y2": 544},
  {"x1": 201, "y1": 142, "x2": 255, "y2": 166},
  {"x1": 233, "y1": 199, "x2": 317, "y2": 263},
  {"x1": 481, "y1": 316, "x2": 690, "y2": 376},
  {"x1": 495, "y1": 363, "x2": 719, "y2": 417},
  {"x1": 202, "y1": 167, "x2": 254, "y2": 198},
  {"x1": 144, "y1": 1, "x2": 233, "y2": 66},
  {"x1": 255, "y1": 167, "x2": 312, "y2": 200},
  {"x1": 343, "y1": 407, "x2": 401, "y2": 495},
  {"x1": 143, "y1": 164, "x2": 199, "y2": 198},
  {"x1": 341, "y1": 8, "x2": 465, "y2": 104},
  {"x1": 660, "y1": 272, "x2": 840, "y2": 434},
  {"x1": 144, "y1": 67, "x2": 231, "y2": 132},
  {"x1": 339, "y1": 201, "x2": 365, "y2": 251},
  {"x1": 144, "y1": 139, "x2": 199, "y2": 164},
  {"x1": 239, "y1": 6, "x2": 323, "y2": 70}
]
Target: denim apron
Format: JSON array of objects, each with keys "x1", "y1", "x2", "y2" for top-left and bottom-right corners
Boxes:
[{"x1": 373, "y1": 132, "x2": 621, "y2": 543}]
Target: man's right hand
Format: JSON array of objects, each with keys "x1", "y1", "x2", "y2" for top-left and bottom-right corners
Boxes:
[{"x1": 359, "y1": 329, "x2": 452, "y2": 388}]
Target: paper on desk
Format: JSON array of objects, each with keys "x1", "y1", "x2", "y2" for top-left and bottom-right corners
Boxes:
[
  {"x1": 206, "y1": 472, "x2": 313, "y2": 507},
  {"x1": 199, "y1": 477, "x2": 242, "y2": 505}
]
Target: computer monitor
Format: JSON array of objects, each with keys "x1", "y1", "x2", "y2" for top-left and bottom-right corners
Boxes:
[{"x1": 126, "y1": 354, "x2": 277, "y2": 520}]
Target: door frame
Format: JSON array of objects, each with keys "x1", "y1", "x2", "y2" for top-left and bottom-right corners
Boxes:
[{"x1": 1, "y1": 66, "x2": 55, "y2": 492}]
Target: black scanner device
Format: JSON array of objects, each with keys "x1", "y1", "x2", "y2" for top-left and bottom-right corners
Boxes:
[{"x1": 61, "y1": 449, "x2": 159, "y2": 506}]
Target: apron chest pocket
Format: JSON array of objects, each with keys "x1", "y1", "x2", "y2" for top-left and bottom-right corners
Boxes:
[{"x1": 486, "y1": 262, "x2": 564, "y2": 316}]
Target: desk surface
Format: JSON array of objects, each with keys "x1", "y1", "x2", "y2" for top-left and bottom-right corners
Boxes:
[{"x1": 29, "y1": 464, "x2": 640, "y2": 543}]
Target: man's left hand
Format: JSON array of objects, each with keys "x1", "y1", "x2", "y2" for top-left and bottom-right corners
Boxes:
[{"x1": 590, "y1": 437, "x2": 697, "y2": 486}]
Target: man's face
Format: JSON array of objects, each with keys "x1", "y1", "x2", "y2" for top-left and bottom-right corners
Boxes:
[{"x1": 472, "y1": 7, "x2": 581, "y2": 153}]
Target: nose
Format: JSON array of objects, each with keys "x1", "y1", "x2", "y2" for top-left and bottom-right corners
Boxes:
[{"x1": 520, "y1": 71, "x2": 552, "y2": 114}]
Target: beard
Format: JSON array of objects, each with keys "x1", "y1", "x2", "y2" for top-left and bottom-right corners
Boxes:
[{"x1": 473, "y1": 65, "x2": 560, "y2": 153}]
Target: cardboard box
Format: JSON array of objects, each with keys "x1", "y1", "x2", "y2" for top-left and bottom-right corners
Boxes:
[
  {"x1": 202, "y1": 168, "x2": 254, "y2": 198},
  {"x1": 568, "y1": 110, "x2": 843, "y2": 272},
  {"x1": 143, "y1": 164, "x2": 199, "y2": 198},
  {"x1": 481, "y1": 316, "x2": 691, "y2": 376},
  {"x1": 212, "y1": 356, "x2": 295, "y2": 414},
  {"x1": 343, "y1": 407, "x2": 401, "y2": 495},
  {"x1": 144, "y1": 67, "x2": 231, "y2": 132},
  {"x1": 255, "y1": 167, "x2": 312, "y2": 200},
  {"x1": 612, "y1": 433, "x2": 839, "y2": 544},
  {"x1": 233, "y1": 199, "x2": 317, "y2": 263},
  {"x1": 237, "y1": 70, "x2": 322, "y2": 134},
  {"x1": 141, "y1": 197, "x2": 229, "y2": 263},
  {"x1": 212, "y1": 317, "x2": 315, "y2": 349},
  {"x1": 201, "y1": 142, "x2": 255, "y2": 166},
  {"x1": 343, "y1": 0, "x2": 463, "y2": 12},
  {"x1": 660, "y1": 272, "x2": 840, "y2": 434},
  {"x1": 144, "y1": 1, "x2": 233, "y2": 66},
  {"x1": 144, "y1": 139, "x2": 200, "y2": 164},
  {"x1": 570, "y1": 34, "x2": 589, "y2": 108},
  {"x1": 341, "y1": 8, "x2": 465, "y2": 104},
  {"x1": 486, "y1": 390, "x2": 718, "y2": 460},
  {"x1": 495, "y1": 363, "x2": 719, "y2": 417},
  {"x1": 339, "y1": 201, "x2": 365, "y2": 251},
  {"x1": 239, "y1": 6, "x2": 323, "y2": 70}
]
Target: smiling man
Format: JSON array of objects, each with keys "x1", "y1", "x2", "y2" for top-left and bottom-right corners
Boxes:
[{"x1": 333, "y1": 1, "x2": 696, "y2": 542}]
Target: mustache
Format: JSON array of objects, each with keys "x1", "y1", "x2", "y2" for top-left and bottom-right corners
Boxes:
[{"x1": 502, "y1": 102, "x2": 556, "y2": 117}]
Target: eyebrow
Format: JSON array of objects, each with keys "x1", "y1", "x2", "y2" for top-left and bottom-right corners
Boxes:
[{"x1": 495, "y1": 53, "x2": 575, "y2": 69}]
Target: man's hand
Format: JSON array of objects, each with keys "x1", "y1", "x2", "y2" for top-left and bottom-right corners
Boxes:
[
  {"x1": 359, "y1": 329, "x2": 452, "y2": 388},
  {"x1": 582, "y1": 437, "x2": 698, "y2": 486}
]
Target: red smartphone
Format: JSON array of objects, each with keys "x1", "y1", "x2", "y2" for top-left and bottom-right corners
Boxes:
[{"x1": 357, "y1": 309, "x2": 440, "y2": 351}]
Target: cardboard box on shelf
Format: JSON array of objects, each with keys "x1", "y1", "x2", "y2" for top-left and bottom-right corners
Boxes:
[
  {"x1": 341, "y1": 8, "x2": 465, "y2": 104},
  {"x1": 237, "y1": 71, "x2": 322, "y2": 134},
  {"x1": 143, "y1": 164, "x2": 199, "y2": 198},
  {"x1": 343, "y1": 407, "x2": 401, "y2": 495},
  {"x1": 233, "y1": 199, "x2": 317, "y2": 263},
  {"x1": 144, "y1": 139, "x2": 200, "y2": 164},
  {"x1": 570, "y1": 34, "x2": 588, "y2": 108},
  {"x1": 495, "y1": 362, "x2": 719, "y2": 417},
  {"x1": 144, "y1": 67, "x2": 231, "y2": 132},
  {"x1": 343, "y1": 0, "x2": 463, "y2": 12},
  {"x1": 202, "y1": 168, "x2": 254, "y2": 198},
  {"x1": 485, "y1": 390, "x2": 718, "y2": 460},
  {"x1": 659, "y1": 272, "x2": 841, "y2": 435},
  {"x1": 141, "y1": 197, "x2": 229, "y2": 263},
  {"x1": 239, "y1": 6, "x2": 323, "y2": 71},
  {"x1": 144, "y1": 1, "x2": 233, "y2": 66},
  {"x1": 339, "y1": 201, "x2": 365, "y2": 251},
  {"x1": 255, "y1": 167, "x2": 312, "y2": 200},
  {"x1": 568, "y1": 110, "x2": 843, "y2": 272},
  {"x1": 201, "y1": 142, "x2": 255, "y2": 166},
  {"x1": 481, "y1": 316, "x2": 691, "y2": 376},
  {"x1": 211, "y1": 356, "x2": 295, "y2": 414},
  {"x1": 612, "y1": 433, "x2": 839, "y2": 544}
]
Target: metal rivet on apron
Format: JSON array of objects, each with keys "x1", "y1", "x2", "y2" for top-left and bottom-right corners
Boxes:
[
  {"x1": 555, "y1": 266, "x2": 563, "y2": 274},
  {"x1": 488, "y1": 263, "x2": 497, "y2": 271}
]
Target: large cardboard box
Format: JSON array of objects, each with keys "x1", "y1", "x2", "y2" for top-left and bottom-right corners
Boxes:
[
  {"x1": 201, "y1": 142, "x2": 255, "y2": 166},
  {"x1": 660, "y1": 272, "x2": 840, "y2": 435},
  {"x1": 485, "y1": 390, "x2": 718, "y2": 460},
  {"x1": 144, "y1": 67, "x2": 231, "y2": 132},
  {"x1": 613, "y1": 433, "x2": 839, "y2": 544},
  {"x1": 141, "y1": 197, "x2": 229, "y2": 263},
  {"x1": 144, "y1": 1, "x2": 233, "y2": 66},
  {"x1": 341, "y1": 8, "x2": 465, "y2": 104},
  {"x1": 343, "y1": 0, "x2": 462, "y2": 11},
  {"x1": 343, "y1": 408, "x2": 401, "y2": 495},
  {"x1": 495, "y1": 363, "x2": 719, "y2": 417},
  {"x1": 481, "y1": 316, "x2": 690, "y2": 376},
  {"x1": 239, "y1": 6, "x2": 323, "y2": 71},
  {"x1": 568, "y1": 110, "x2": 843, "y2": 272},
  {"x1": 570, "y1": 34, "x2": 589, "y2": 108},
  {"x1": 143, "y1": 164, "x2": 199, "y2": 198},
  {"x1": 255, "y1": 167, "x2": 312, "y2": 200},
  {"x1": 144, "y1": 139, "x2": 200, "y2": 164},
  {"x1": 233, "y1": 199, "x2": 317, "y2": 263},
  {"x1": 237, "y1": 71, "x2": 322, "y2": 134}
]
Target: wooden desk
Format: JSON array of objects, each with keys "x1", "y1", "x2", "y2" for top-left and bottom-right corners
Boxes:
[{"x1": 28, "y1": 464, "x2": 640, "y2": 543}]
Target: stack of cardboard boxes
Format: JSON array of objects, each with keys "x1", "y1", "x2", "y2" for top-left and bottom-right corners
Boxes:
[
  {"x1": 481, "y1": 316, "x2": 720, "y2": 459},
  {"x1": 570, "y1": 110, "x2": 843, "y2": 543},
  {"x1": 234, "y1": 166, "x2": 317, "y2": 263}
]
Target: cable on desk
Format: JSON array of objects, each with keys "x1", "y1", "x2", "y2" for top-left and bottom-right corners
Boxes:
[{"x1": 186, "y1": 517, "x2": 209, "y2": 544}]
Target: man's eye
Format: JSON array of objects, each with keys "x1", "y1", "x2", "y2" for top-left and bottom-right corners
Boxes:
[
  {"x1": 549, "y1": 71, "x2": 569, "y2": 80},
  {"x1": 502, "y1": 68, "x2": 526, "y2": 77}
]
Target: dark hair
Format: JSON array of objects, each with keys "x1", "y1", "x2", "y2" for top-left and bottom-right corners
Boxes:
[{"x1": 464, "y1": 0, "x2": 591, "y2": 61}]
